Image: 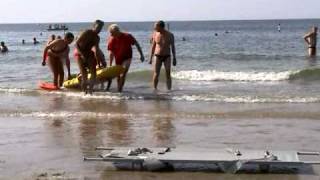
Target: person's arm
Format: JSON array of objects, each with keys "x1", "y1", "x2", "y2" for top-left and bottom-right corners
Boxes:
[
  {"x1": 109, "y1": 51, "x2": 115, "y2": 66},
  {"x1": 149, "y1": 38, "x2": 156, "y2": 64},
  {"x1": 171, "y1": 33, "x2": 177, "y2": 66},
  {"x1": 93, "y1": 47, "x2": 107, "y2": 68},
  {"x1": 65, "y1": 47, "x2": 71, "y2": 79},
  {"x1": 42, "y1": 42, "x2": 56, "y2": 66},
  {"x1": 134, "y1": 38, "x2": 145, "y2": 62},
  {"x1": 304, "y1": 33, "x2": 311, "y2": 45},
  {"x1": 75, "y1": 38, "x2": 85, "y2": 58}
]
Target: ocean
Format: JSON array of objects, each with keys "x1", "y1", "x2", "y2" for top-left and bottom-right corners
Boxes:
[{"x1": 0, "y1": 19, "x2": 320, "y2": 179}]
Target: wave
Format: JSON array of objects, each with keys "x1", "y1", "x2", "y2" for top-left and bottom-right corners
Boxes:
[
  {"x1": 47, "y1": 91, "x2": 320, "y2": 103},
  {"x1": 172, "y1": 68, "x2": 320, "y2": 82},
  {"x1": 289, "y1": 68, "x2": 320, "y2": 81},
  {"x1": 172, "y1": 70, "x2": 294, "y2": 81},
  {"x1": 0, "y1": 87, "x2": 34, "y2": 94},
  {"x1": 172, "y1": 95, "x2": 320, "y2": 103},
  {"x1": 6, "y1": 111, "x2": 215, "y2": 119}
]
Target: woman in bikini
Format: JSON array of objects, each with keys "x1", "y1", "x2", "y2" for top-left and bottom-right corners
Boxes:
[{"x1": 42, "y1": 32, "x2": 74, "y2": 88}]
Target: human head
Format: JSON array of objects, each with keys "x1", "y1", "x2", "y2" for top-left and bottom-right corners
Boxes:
[
  {"x1": 33, "y1": 37, "x2": 36, "y2": 41},
  {"x1": 51, "y1": 34, "x2": 56, "y2": 40},
  {"x1": 93, "y1": 19, "x2": 104, "y2": 34},
  {"x1": 154, "y1": 20, "x2": 165, "y2": 32},
  {"x1": 313, "y1": 26, "x2": 318, "y2": 33},
  {"x1": 64, "y1": 32, "x2": 74, "y2": 44},
  {"x1": 108, "y1": 24, "x2": 121, "y2": 37},
  {"x1": 0, "y1": 42, "x2": 4, "y2": 46}
]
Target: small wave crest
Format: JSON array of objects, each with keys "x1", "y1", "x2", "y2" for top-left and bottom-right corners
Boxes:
[
  {"x1": 172, "y1": 95, "x2": 320, "y2": 103},
  {"x1": 0, "y1": 87, "x2": 33, "y2": 94},
  {"x1": 7, "y1": 111, "x2": 215, "y2": 119},
  {"x1": 172, "y1": 70, "x2": 294, "y2": 81},
  {"x1": 289, "y1": 68, "x2": 320, "y2": 81},
  {"x1": 45, "y1": 91, "x2": 320, "y2": 103}
]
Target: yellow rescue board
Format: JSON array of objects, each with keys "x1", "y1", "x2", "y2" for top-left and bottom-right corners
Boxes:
[{"x1": 63, "y1": 65, "x2": 126, "y2": 89}]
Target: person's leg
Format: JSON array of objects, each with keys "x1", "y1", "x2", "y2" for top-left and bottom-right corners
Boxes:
[
  {"x1": 76, "y1": 56, "x2": 88, "y2": 93},
  {"x1": 48, "y1": 57, "x2": 59, "y2": 87},
  {"x1": 118, "y1": 59, "x2": 131, "y2": 92},
  {"x1": 309, "y1": 48, "x2": 316, "y2": 57},
  {"x1": 163, "y1": 57, "x2": 172, "y2": 90},
  {"x1": 57, "y1": 59, "x2": 64, "y2": 87},
  {"x1": 106, "y1": 80, "x2": 112, "y2": 91},
  {"x1": 87, "y1": 53, "x2": 96, "y2": 94},
  {"x1": 153, "y1": 57, "x2": 162, "y2": 90}
]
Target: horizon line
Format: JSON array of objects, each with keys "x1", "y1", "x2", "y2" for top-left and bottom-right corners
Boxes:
[{"x1": 0, "y1": 17, "x2": 320, "y2": 25}]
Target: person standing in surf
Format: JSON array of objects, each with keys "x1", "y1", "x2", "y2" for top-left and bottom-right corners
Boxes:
[
  {"x1": 149, "y1": 21, "x2": 177, "y2": 90},
  {"x1": 42, "y1": 32, "x2": 74, "y2": 88},
  {"x1": 107, "y1": 24, "x2": 145, "y2": 92},
  {"x1": 74, "y1": 20, "x2": 105, "y2": 94},
  {"x1": 304, "y1": 26, "x2": 318, "y2": 57}
]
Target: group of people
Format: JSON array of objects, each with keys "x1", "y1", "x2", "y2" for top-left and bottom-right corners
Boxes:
[{"x1": 42, "y1": 20, "x2": 177, "y2": 94}]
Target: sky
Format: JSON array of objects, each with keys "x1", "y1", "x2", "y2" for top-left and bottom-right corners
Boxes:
[{"x1": 0, "y1": 0, "x2": 319, "y2": 23}]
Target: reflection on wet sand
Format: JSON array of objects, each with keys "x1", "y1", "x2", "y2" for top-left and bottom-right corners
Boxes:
[
  {"x1": 79, "y1": 118, "x2": 104, "y2": 154},
  {"x1": 78, "y1": 101, "x2": 133, "y2": 156},
  {"x1": 152, "y1": 101, "x2": 176, "y2": 147}
]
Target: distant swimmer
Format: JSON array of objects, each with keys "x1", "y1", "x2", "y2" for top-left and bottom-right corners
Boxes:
[
  {"x1": 278, "y1": 24, "x2": 281, "y2": 32},
  {"x1": 74, "y1": 20, "x2": 105, "y2": 94},
  {"x1": 0, "y1": 42, "x2": 8, "y2": 53},
  {"x1": 107, "y1": 24, "x2": 145, "y2": 92},
  {"x1": 22, "y1": 39, "x2": 25, "y2": 44},
  {"x1": 149, "y1": 20, "x2": 177, "y2": 90},
  {"x1": 42, "y1": 32, "x2": 74, "y2": 88},
  {"x1": 304, "y1": 26, "x2": 318, "y2": 57},
  {"x1": 33, "y1": 37, "x2": 40, "y2": 45},
  {"x1": 182, "y1": 37, "x2": 186, "y2": 41}
]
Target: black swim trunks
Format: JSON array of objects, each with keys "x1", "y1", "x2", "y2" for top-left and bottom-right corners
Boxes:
[{"x1": 155, "y1": 54, "x2": 170, "y2": 63}]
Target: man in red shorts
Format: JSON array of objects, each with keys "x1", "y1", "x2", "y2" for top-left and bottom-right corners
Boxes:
[
  {"x1": 107, "y1": 24, "x2": 145, "y2": 92},
  {"x1": 74, "y1": 20, "x2": 105, "y2": 94}
]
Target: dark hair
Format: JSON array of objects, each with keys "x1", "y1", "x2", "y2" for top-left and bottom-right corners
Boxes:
[
  {"x1": 0, "y1": 41, "x2": 4, "y2": 45},
  {"x1": 65, "y1": 32, "x2": 74, "y2": 39},
  {"x1": 94, "y1": 19, "x2": 104, "y2": 28},
  {"x1": 157, "y1": 20, "x2": 165, "y2": 28}
]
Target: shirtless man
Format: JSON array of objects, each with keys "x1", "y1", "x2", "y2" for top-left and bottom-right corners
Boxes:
[
  {"x1": 42, "y1": 32, "x2": 74, "y2": 88},
  {"x1": 304, "y1": 26, "x2": 318, "y2": 57},
  {"x1": 149, "y1": 21, "x2": 176, "y2": 90},
  {"x1": 107, "y1": 24, "x2": 145, "y2": 92},
  {"x1": 74, "y1": 20, "x2": 105, "y2": 94}
]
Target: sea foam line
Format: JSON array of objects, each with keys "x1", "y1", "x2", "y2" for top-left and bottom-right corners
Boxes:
[
  {"x1": 0, "y1": 87, "x2": 32, "y2": 94},
  {"x1": 7, "y1": 111, "x2": 215, "y2": 119},
  {"x1": 171, "y1": 95, "x2": 320, "y2": 103},
  {"x1": 47, "y1": 90, "x2": 320, "y2": 103},
  {"x1": 172, "y1": 70, "x2": 295, "y2": 81}
]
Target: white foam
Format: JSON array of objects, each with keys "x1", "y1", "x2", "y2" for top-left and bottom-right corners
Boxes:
[
  {"x1": 0, "y1": 87, "x2": 32, "y2": 94},
  {"x1": 172, "y1": 95, "x2": 320, "y2": 103},
  {"x1": 172, "y1": 70, "x2": 295, "y2": 81},
  {"x1": 46, "y1": 91, "x2": 138, "y2": 100},
  {"x1": 8, "y1": 111, "x2": 215, "y2": 119}
]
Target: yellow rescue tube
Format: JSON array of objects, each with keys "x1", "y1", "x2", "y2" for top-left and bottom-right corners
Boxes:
[{"x1": 63, "y1": 65, "x2": 126, "y2": 89}]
